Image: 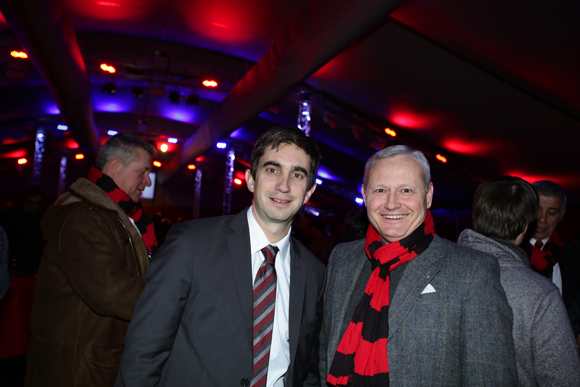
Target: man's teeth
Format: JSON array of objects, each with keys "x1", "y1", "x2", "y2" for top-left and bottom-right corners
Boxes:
[
  {"x1": 382, "y1": 215, "x2": 407, "y2": 219},
  {"x1": 272, "y1": 198, "x2": 289, "y2": 203}
]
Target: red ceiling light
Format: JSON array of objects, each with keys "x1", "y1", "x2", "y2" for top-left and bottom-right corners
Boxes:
[
  {"x1": 233, "y1": 178, "x2": 243, "y2": 185},
  {"x1": 75, "y1": 153, "x2": 85, "y2": 160},
  {"x1": 384, "y1": 128, "x2": 397, "y2": 137},
  {"x1": 17, "y1": 158, "x2": 28, "y2": 165},
  {"x1": 202, "y1": 79, "x2": 218, "y2": 88},
  {"x1": 95, "y1": 1, "x2": 121, "y2": 6},
  {"x1": 159, "y1": 143, "x2": 169, "y2": 152},
  {"x1": 187, "y1": 164, "x2": 197, "y2": 170},
  {"x1": 10, "y1": 50, "x2": 28, "y2": 59},
  {"x1": 153, "y1": 161, "x2": 162, "y2": 167},
  {"x1": 435, "y1": 154, "x2": 447, "y2": 163},
  {"x1": 100, "y1": 63, "x2": 116, "y2": 73}
]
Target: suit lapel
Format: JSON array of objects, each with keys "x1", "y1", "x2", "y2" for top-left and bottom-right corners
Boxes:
[
  {"x1": 388, "y1": 236, "x2": 445, "y2": 339},
  {"x1": 288, "y1": 238, "x2": 305, "y2": 368},
  {"x1": 226, "y1": 210, "x2": 254, "y2": 350}
]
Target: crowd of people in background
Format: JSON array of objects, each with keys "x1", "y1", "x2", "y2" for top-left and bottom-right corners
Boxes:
[{"x1": 0, "y1": 127, "x2": 579, "y2": 386}]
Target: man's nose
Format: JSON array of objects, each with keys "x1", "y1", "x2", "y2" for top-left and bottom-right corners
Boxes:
[
  {"x1": 385, "y1": 192, "x2": 400, "y2": 210},
  {"x1": 144, "y1": 173, "x2": 152, "y2": 187},
  {"x1": 276, "y1": 175, "x2": 290, "y2": 193}
]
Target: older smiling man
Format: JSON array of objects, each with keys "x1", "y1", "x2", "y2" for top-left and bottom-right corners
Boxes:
[{"x1": 319, "y1": 145, "x2": 517, "y2": 387}]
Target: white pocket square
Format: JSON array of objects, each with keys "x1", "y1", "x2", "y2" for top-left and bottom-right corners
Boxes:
[{"x1": 421, "y1": 284, "x2": 436, "y2": 294}]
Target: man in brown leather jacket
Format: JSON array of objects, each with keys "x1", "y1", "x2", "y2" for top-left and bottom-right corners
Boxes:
[{"x1": 25, "y1": 133, "x2": 155, "y2": 387}]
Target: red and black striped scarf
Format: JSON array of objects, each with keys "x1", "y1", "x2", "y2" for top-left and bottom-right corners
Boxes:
[
  {"x1": 88, "y1": 166, "x2": 157, "y2": 255},
  {"x1": 327, "y1": 210, "x2": 435, "y2": 387},
  {"x1": 528, "y1": 230, "x2": 563, "y2": 278}
]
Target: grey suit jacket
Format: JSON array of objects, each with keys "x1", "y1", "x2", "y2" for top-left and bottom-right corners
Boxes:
[
  {"x1": 319, "y1": 235, "x2": 518, "y2": 386},
  {"x1": 116, "y1": 210, "x2": 326, "y2": 387}
]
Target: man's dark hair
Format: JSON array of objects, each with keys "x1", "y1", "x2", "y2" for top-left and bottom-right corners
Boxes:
[
  {"x1": 250, "y1": 126, "x2": 320, "y2": 189},
  {"x1": 473, "y1": 176, "x2": 539, "y2": 242},
  {"x1": 532, "y1": 180, "x2": 567, "y2": 216},
  {"x1": 96, "y1": 133, "x2": 154, "y2": 171}
]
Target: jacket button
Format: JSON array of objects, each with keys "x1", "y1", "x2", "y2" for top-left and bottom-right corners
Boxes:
[{"x1": 241, "y1": 378, "x2": 250, "y2": 386}]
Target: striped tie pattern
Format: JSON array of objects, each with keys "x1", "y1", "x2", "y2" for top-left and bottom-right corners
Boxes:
[{"x1": 251, "y1": 245, "x2": 279, "y2": 387}]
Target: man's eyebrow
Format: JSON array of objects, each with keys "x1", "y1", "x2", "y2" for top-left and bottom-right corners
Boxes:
[
  {"x1": 291, "y1": 166, "x2": 308, "y2": 176},
  {"x1": 262, "y1": 161, "x2": 281, "y2": 169}
]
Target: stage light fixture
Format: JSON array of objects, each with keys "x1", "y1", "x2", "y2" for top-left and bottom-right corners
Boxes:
[
  {"x1": 169, "y1": 91, "x2": 180, "y2": 104},
  {"x1": 75, "y1": 154, "x2": 85, "y2": 160},
  {"x1": 234, "y1": 178, "x2": 243, "y2": 185},
  {"x1": 355, "y1": 197, "x2": 364, "y2": 205},
  {"x1": 186, "y1": 94, "x2": 200, "y2": 106},
  {"x1": 316, "y1": 178, "x2": 322, "y2": 185},
  {"x1": 216, "y1": 142, "x2": 227, "y2": 149},
  {"x1": 187, "y1": 164, "x2": 197, "y2": 170},
  {"x1": 153, "y1": 161, "x2": 162, "y2": 167},
  {"x1": 10, "y1": 50, "x2": 28, "y2": 59},
  {"x1": 385, "y1": 128, "x2": 397, "y2": 137},
  {"x1": 159, "y1": 143, "x2": 169, "y2": 152},
  {"x1": 100, "y1": 63, "x2": 116, "y2": 73},
  {"x1": 57, "y1": 124, "x2": 68, "y2": 131},
  {"x1": 168, "y1": 138, "x2": 178, "y2": 144},
  {"x1": 18, "y1": 158, "x2": 28, "y2": 165},
  {"x1": 202, "y1": 79, "x2": 218, "y2": 88},
  {"x1": 436, "y1": 154, "x2": 447, "y2": 163},
  {"x1": 101, "y1": 82, "x2": 117, "y2": 94},
  {"x1": 132, "y1": 86, "x2": 144, "y2": 98},
  {"x1": 107, "y1": 130, "x2": 118, "y2": 136}
]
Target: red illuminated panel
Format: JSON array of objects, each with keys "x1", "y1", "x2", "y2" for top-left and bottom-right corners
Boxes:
[{"x1": 67, "y1": 139, "x2": 80, "y2": 149}]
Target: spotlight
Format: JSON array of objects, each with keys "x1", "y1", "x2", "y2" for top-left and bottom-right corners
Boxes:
[
  {"x1": 384, "y1": 128, "x2": 397, "y2": 137},
  {"x1": 107, "y1": 130, "x2": 118, "y2": 136},
  {"x1": 187, "y1": 164, "x2": 197, "y2": 170},
  {"x1": 100, "y1": 63, "x2": 116, "y2": 73},
  {"x1": 75, "y1": 154, "x2": 85, "y2": 160},
  {"x1": 57, "y1": 124, "x2": 68, "y2": 131},
  {"x1": 186, "y1": 94, "x2": 200, "y2": 106},
  {"x1": 216, "y1": 142, "x2": 227, "y2": 149},
  {"x1": 202, "y1": 79, "x2": 218, "y2": 88},
  {"x1": 132, "y1": 86, "x2": 144, "y2": 98},
  {"x1": 169, "y1": 91, "x2": 180, "y2": 104},
  {"x1": 355, "y1": 197, "x2": 364, "y2": 205},
  {"x1": 168, "y1": 138, "x2": 178, "y2": 144},
  {"x1": 315, "y1": 178, "x2": 322, "y2": 185},
  {"x1": 159, "y1": 143, "x2": 169, "y2": 152},
  {"x1": 18, "y1": 158, "x2": 28, "y2": 165},
  {"x1": 436, "y1": 154, "x2": 447, "y2": 163},
  {"x1": 153, "y1": 161, "x2": 162, "y2": 167},
  {"x1": 10, "y1": 50, "x2": 28, "y2": 59},
  {"x1": 102, "y1": 82, "x2": 117, "y2": 94},
  {"x1": 234, "y1": 178, "x2": 243, "y2": 185}
]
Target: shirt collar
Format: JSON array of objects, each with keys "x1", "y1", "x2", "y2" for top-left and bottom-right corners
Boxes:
[{"x1": 247, "y1": 206, "x2": 291, "y2": 261}]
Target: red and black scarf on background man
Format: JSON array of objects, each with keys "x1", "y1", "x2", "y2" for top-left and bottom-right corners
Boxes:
[
  {"x1": 528, "y1": 230, "x2": 563, "y2": 278},
  {"x1": 88, "y1": 166, "x2": 158, "y2": 255},
  {"x1": 327, "y1": 210, "x2": 435, "y2": 387}
]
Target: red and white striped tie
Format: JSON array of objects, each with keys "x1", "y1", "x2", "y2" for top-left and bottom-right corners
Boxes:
[{"x1": 251, "y1": 245, "x2": 279, "y2": 387}]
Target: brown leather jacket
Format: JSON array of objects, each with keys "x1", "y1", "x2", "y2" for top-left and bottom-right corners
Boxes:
[{"x1": 25, "y1": 178, "x2": 149, "y2": 387}]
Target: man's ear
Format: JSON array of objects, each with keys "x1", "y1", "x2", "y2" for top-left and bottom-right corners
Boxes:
[
  {"x1": 559, "y1": 208, "x2": 567, "y2": 224},
  {"x1": 245, "y1": 169, "x2": 255, "y2": 193},
  {"x1": 426, "y1": 183, "x2": 434, "y2": 209}
]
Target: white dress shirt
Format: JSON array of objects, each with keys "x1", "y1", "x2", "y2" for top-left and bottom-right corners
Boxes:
[
  {"x1": 247, "y1": 207, "x2": 291, "y2": 387},
  {"x1": 530, "y1": 236, "x2": 563, "y2": 295}
]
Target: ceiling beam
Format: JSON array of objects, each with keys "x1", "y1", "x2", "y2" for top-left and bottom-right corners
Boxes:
[{"x1": 158, "y1": 0, "x2": 408, "y2": 183}]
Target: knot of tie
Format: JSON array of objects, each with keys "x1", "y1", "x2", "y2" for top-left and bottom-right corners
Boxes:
[
  {"x1": 534, "y1": 240, "x2": 544, "y2": 249},
  {"x1": 261, "y1": 245, "x2": 279, "y2": 266}
]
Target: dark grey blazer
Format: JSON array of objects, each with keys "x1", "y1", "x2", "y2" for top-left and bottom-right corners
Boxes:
[
  {"x1": 319, "y1": 235, "x2": 518, "y2": 386},
  {"x1": 116, "y1": 210, "x2": 326, "y2": 387}
]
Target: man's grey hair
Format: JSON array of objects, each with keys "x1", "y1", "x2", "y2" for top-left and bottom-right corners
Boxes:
[
  {"x1": 532, "y1": 180, "x2": 567, "y2": 216},
  {"x1": 363, "y1": 145, "x2": 431, "y2": 192},
  {"x1": 96, "y1": 133, "x2": 154, "y2": 171}
]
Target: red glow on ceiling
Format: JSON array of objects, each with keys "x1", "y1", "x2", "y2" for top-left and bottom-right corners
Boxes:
[
  {"x1": 100, "y1": 63, "x2": 116, "y2": 73},
  {"x1": 384, "y1": 128, "x2": 397, "y2": 137},
  {"x1": 10, "y1": 50, "x2": 28, "y2": 59},
  {"x1": 153, "y1": 161, "x2": 162, "y2": 167},
  {"x1": 202, "y1": 80, "x2": 218, "y2": 88},
  {"x1": 75, "y1": 154, "x2": 85, "y2": 160},
  {"x1": 95, "y1": 1, "x2": 121, "y2": 6},
  {"x1": 17, "y1": 158, "x2": 27, "y2": 165},
  {"x1": 443, "y1": 140, "x2": 491, "y2": 155},
  {"x1": 1, "y1": 150, "x2": 27, "y2": 158},
  {"x1": 195, "y1": 156, "x2": 204, "y2": 162},
  {"x1": 435, "y1": 154, "x2": 447, "y2": 163},
  {"x1": 67, "y1": 140, "x2": 80, "y2": 149},
  {"x1": 187, "y1": 164, "x2": 197, "y2": 170},
  {"x1": 390, "y1": 114, "x2": 424, "y2": 128},
  {"x1": 506, "y1": 172, "x2": 568, "y2": 187},
  {"x1": 182, "y1": 4, "x2": 255, "y2": 44}
]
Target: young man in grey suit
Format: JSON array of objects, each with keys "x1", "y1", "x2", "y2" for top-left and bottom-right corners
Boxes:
[
  {"x1": 116, "y1": 126, "x2": 326, "y2": 387},
  {"x1": 457, "y1": 176, "x2": 580, "y2": 386},
  {"x1": 319, "y1": 145, "x2": 517, "y2": 386}
]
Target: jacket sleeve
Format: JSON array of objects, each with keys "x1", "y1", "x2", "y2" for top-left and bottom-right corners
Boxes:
[
  {"x1": 459, "y1": 253, "x2": 518, "y2": 385},
  {"x1": 303, "y1": 269, "x2": 326, "y2": 387},
  {"x1": 116, "y1": 221, "x2": 192, "y2": 386},
  {"x1": 532, "y1": 287, "x2": 580, "y2": 386},
  {"x1": 58, "y1": 206, "x2": 145, "y2": 321}
]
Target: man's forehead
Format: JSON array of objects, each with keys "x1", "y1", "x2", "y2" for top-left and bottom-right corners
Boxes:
[
  {"x1": 260, "y1": 144, "x2": 310, "y2": 171},
  {"x1": 539, "y1": 195, "x2": 562, "y2": 210}
]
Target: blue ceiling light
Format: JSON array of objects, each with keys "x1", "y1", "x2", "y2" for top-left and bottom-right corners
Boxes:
[
  {"x1": 168, "y1": 137, "x2": 178, "y2": 143},
  {"x1": 57, "y1": 124, "x2": 68, "y2": 131},
  {"x1": 315, "y1": 178, "x2": 322, "y2": 185},
  {"x1": 107, "y1": 130, "x2": 118, "y2": 136},
  {"x1": 355, "y1": 197, "x2": 364, "y2": 205},
  {"x1": 216, "y1": 142, "x2": 227, "y2": 149}
]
